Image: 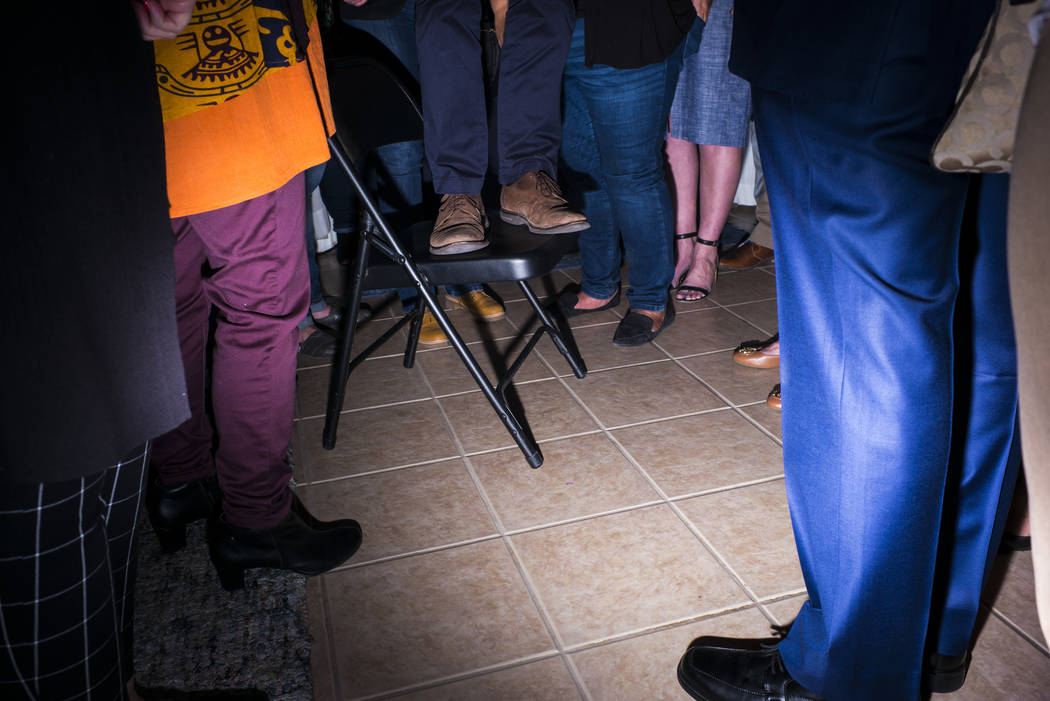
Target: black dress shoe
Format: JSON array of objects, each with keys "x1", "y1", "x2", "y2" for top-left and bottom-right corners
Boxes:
[
  {"x1": 677, "y1": 637, "x2": 826, "y2": 701},
  {"x1": 923, "y1": 651, "x2": 971, "y2": 693},
  {"x1": 207, "y1": 505, "x2": 362, "y2": 591},
  {"x1": 146, "y1": 476, "x2": 222, "y2": 553}
]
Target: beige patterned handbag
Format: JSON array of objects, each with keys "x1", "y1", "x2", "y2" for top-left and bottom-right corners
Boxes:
[{"x1": 931, "y1": 0, "x2": 1039, "y2": 173}]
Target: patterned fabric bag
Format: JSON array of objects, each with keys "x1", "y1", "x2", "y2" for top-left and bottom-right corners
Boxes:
[{"x1": 931, "y1": 0, "x2": 1039, "y2": 173}]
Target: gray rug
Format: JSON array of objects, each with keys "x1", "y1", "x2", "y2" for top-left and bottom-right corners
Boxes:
[{"x1": 133, "y1": 518, "x2": 313, "y2": 701}]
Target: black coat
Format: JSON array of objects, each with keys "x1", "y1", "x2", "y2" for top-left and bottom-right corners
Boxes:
[
  {"x1": 730, "y1": 0, "x2": 995, "y2": 108},
  {"x1": 2, "y1": 4, "x2": 190, "y2": 484}
]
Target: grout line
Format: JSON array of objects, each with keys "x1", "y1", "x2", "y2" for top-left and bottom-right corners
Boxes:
[
  {"x1": 307, "y1": 273, "x2": 820, "y2": 699},
  {"x1": 316, "y1": 574, "x2": 343, "y2": 701},
  {"x1": 450, "y1": 296, "x2": 596, "y2": 700},
  {"x1": 329, "y1": 533, "x2": 504, "y2": 571},
  {"x1": 986, "y1": 606, "x2": 1050, "y2": 657},
  {"x1": 349, "y1": 650, "x2": 564, "y2": 701},
  {"x1": 557, "y1": 601, "x2": 764, "y2": 655},
  {"x1": 596, "y1": 424, "x2": 769, "y2": 611},
  {"x1": 665, "y1": 355, "x2": 783, "y2": 447}
]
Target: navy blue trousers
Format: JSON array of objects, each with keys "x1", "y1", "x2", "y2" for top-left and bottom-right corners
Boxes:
[
  {"x1": 754, "y1": 86, "x2": 1020, "y2": 700},
  {"x1": 415, "y1": 0, "x2": 574, "y2": 193}
]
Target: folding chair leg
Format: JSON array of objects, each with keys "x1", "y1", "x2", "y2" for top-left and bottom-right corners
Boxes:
[
  {"x1": 322, "y1": 233, "x2": 372, "y2": 450},
  {"x1": 417, "y1": 288, "x2": 545, "y2": 468},
  {"x1": 519, "y1": 281, "x2": 587, "y2": 379}
]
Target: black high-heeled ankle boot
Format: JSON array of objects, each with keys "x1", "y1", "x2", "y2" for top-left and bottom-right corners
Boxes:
[
  {"x1": 207, "y1": 503, "x2": 362, "y2": 591},
  {"x1": 146, "y1": 476, "x2": 222, "y2": 553}
]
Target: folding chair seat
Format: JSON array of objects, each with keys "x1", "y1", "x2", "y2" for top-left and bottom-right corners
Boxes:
[{"x1": 321, "y1": 45, "x2": 587, "y2": 468}]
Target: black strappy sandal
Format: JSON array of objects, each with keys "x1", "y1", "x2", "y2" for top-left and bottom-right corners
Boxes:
[
  {"x1": 674, "y1": 235, "x2": 719, "y2": 302},
  {"x1": 672, "y1": 232, "x2": 697, "y2": 289}
]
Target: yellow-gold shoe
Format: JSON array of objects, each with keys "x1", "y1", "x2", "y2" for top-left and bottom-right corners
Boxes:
[
  {"x1": 447, "y1": 289, "x2": 505, "y2": 321},
  {"x1": 417, "y1": 309, "x2": 448, "y2": 346}
]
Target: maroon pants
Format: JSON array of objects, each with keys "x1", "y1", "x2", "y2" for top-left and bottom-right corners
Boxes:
[{"x1": 152, "y1": 174, "x2": 308, "y2": 529}]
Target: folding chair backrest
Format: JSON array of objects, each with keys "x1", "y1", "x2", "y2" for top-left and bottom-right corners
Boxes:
[{"x1": 325, "y1": 54, "x2": 423, "y2": 164}]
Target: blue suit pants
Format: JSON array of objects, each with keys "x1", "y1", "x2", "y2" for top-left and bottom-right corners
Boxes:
[{"x1": 753, "y1": 87, "x2": 1019, "y2": 700}]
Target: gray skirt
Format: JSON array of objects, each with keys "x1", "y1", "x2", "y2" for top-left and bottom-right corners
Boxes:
[{"x1": 669, "y1": 0, "x2": 751, "y2": 148}]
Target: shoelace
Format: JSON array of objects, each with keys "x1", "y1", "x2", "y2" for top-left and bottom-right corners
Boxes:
[
  {"x1": 436, "y1": 194, "x2": 482, "y2": 227},
  {"x1": 534, "y1": 171, "x2": 569, "y2": 205}
]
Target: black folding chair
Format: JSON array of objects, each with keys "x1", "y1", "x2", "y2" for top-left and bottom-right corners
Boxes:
[{"x1": 321, "y1": 52, "x2": 587, "y2": 468}]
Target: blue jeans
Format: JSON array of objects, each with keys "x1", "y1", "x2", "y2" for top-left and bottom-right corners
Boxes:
[
  {"x1": 301, "y1": 162, "x2": 329, "y2": 330},
  {"x1": 559, "y1": 20, "x2": 685, "y2": 311}
]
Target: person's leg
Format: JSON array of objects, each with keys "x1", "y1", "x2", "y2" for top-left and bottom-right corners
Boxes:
[
  {"x1": 0, "y1": 448, "x2": 148, "y2": 701},
  {"x1": 415, "y1": 0, "x2": 487, "y2": 195},
  {"x1": 494, "y1": 0, "x2": 587, "y2": 236},
  {"x1": 151, "y1": 217, "x2": 216, "y2": 488},
  {"x1": 925, "y1": 174, "x2": 1020, "y2": 684},
  {"x1": 558, "y1": 20, "x2": 620, "y2": 309},
  {"x1": 190, "y1": 175, "x2": 309, "y2": 530},
  {"x1": 495, "y1": 0, "x2": 574, "y2": 184},
  {"x1": 673, "y1": 144, "x2": 744, "y2": 301},
  {"x1": 584, "y1": 34, "x2": 683, "y2": 317},
  {"x1": 664, "y1": 136, "x2": 699, "y2": 288},
  {"x1": 755, "y1": 88, "x2": 968, "y2": 700},
  {"x1": 667, "y1": 0, "x2": 748, "y2": 300}
]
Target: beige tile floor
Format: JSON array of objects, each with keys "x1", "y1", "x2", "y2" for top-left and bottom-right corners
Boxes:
[{"x1": 295, "y1": 256, "x2": 1049, "y2": 700}]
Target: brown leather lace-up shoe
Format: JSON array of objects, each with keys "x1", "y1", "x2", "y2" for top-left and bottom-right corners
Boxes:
[
  {"x1": 430, "y1": 194, "x2": 489, "y2": 255},
  {"x1": 719, "y1": 240, "x2": 774, "y2": 269},
  {"x1": 500, "y1": 170, "x2": 590, "y2": 234}
]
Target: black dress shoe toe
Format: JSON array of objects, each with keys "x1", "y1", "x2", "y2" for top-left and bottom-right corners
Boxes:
[{"x1": 677, "y1": 637, "x2": 825, "y2": 701}]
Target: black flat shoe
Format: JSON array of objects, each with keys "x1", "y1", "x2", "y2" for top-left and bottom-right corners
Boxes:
[
  {"x1": 612, "y1": 305, "x2": 675, "y2": 347},
  {"x1": 146, "y1": 476, "x2": 222, "y2": 553},
  {"x1": 207, "y1": 505, "x2": 362, "y2": 591},
  {"x1": 555, "y1": 284, "x2": 621, "y2": 318},
  {"x1": 677, "y1": 636, "x2": 826, "y2": 701}
]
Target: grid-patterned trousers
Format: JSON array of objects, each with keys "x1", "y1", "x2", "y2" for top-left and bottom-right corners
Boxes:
[{"x1": 0, "y1": 446, "x2": 149, "y2": 700}]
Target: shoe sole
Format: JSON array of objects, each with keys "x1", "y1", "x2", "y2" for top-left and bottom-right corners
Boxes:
[
  {"x1": 732, "y1": 352, "x2": 780, "y2": 369},
  {"x1": 417, "y1": 335, "x2": 449, "y2": 346},
  {"x1": 429, "y1": 239, "x2": 490, "y2": 256},
  {"x1": 499, "y1": 210, "x2": 591, "y2": 235}
]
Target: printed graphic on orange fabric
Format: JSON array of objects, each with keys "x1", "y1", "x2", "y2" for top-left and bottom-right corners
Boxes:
[
  {"x1": 155, "y1": 0, "x2": 315, "y2": 121},
  {"x1": 154, "y1": 0, "x2": 333, "y2": 218}
]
